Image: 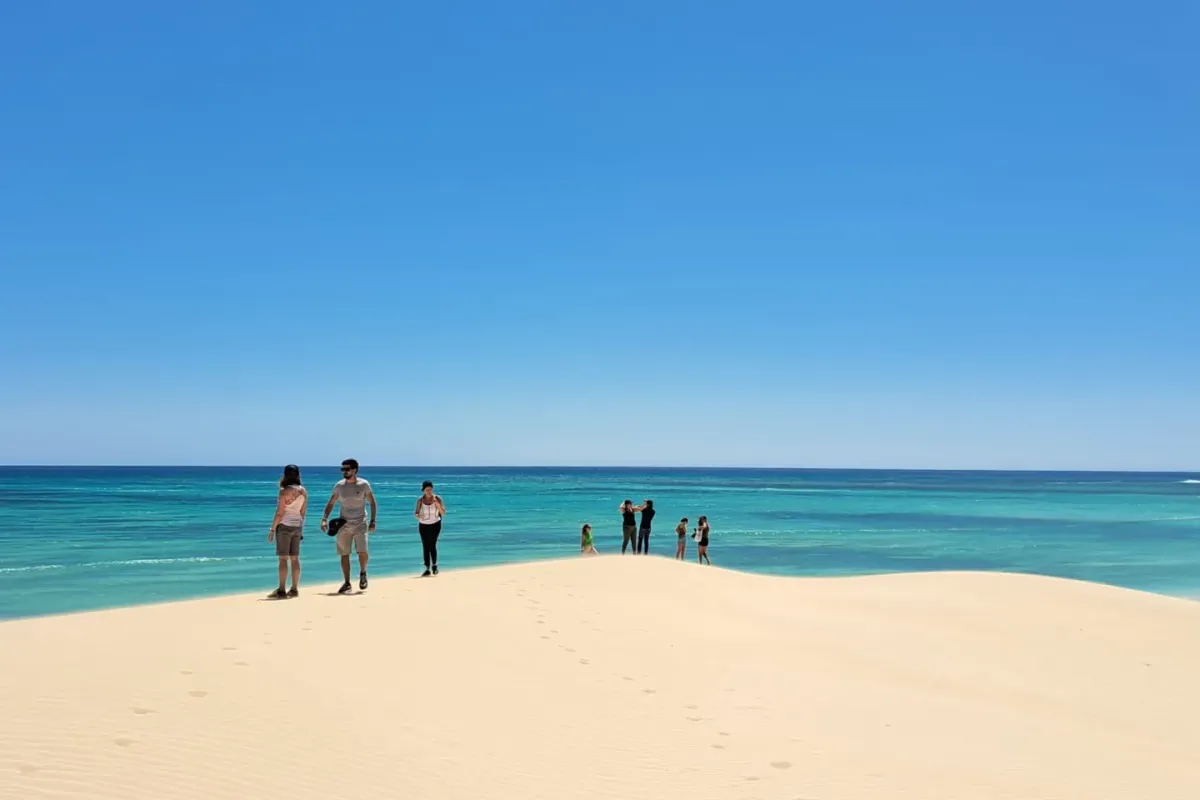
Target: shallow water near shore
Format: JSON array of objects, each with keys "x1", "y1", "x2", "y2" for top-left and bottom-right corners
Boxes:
[{"x1": 1, "y1": 466, "x2": 1198, "y2": 619}]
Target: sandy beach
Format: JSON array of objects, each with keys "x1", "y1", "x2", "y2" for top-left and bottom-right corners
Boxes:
[{"x1": 2, "y1": 556, "x2": 1198, "y2": 800}]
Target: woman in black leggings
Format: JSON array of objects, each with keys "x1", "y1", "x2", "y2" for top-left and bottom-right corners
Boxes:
[{"x1": 414, "y1": 480, "x2": 446, "y2": 576}]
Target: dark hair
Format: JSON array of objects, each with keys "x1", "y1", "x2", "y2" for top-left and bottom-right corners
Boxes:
[
  {"x1": 280, "y1": 464, "x2": 302, "y2": 488},
  {"x1": 422, "y1": 480, "x2": 433, "y2": 489},
  {"x1": 680, "y1": 517, "x2": 688, "y2": 523},
  {"x1": 341, "y1": 459, "x2": 359, "y2": 470},
  {"x1": 644, "y1": 499, "x2": 654, "y2": 510},
  {"x1": 623, "y1": 499, "x2": 632, "y2": 506},
  {"x1": 581, "y1": 523, "x2": 591, "y2": 533},
  {"x1": 699, "y1": 515, "x2": 707, "y2": 524}
]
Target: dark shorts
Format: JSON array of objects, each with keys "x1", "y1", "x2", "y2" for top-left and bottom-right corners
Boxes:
[{"x1": 275, "y1": 524, "x2": 302, "y2": 557}]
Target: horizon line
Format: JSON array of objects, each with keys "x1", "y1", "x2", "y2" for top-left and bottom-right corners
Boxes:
[{"x1": 0, "y1": 464, "x2": 1195, "y2": 475}]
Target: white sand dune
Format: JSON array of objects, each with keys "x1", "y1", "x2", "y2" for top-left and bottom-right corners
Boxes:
[{"x1": 2, "y1": 556, "x2": 1199, "y2": 799}]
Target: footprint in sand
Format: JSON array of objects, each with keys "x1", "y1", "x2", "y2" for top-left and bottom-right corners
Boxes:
[
  {"x1": 539, "y1": 635, "x2": 550, "y2": 640},
  {"x1": 17, "y1": 764, "x2": 40, "y2": 776},
  {"x1": 718, "y1": 731, "x2": 730, "y2": 737},
  {"x1": 579, "y1": 659, "x2": 590, "y2": 665},
  {"x1": 622, "y1": 676, "x2": 634, "y2": 682},
  {"x1": 189, "y1": 690, "x2": 209, "y2": 699},
  {"x1": 770, "y1": 761, "x2": 792, "y2": 770},
  {"x1": 685, "y1": 704, "x2": 699, "y2": 710},
  {"x1": 234, "y1": 661, "x2": 250, "y2": 667},
  {"x1": 222, "y1": 647, "x2": 237, "y2": 652},
  {"x1": 686, "y1": 716, "x2": 703, "y2": 723},
  {"x1": 711, "y1": 744, "x2": 726, "y2": 750},
  {"x1": 115, "y1": 738, "x2": 135, "y2": 747},
  {"x1": 131, "y1": 707, "x2": 156, "y2": 716},
  {"x1": 179, "y1": 670, "x2": 193, "y2": 676},
  {"x1": 744, "y1": 775, "x2": 760, "y2": 782},
  {"x1": 642, "y1": 689, "x2": 657, "y2": 695},
  {"x1": 561, "y1": 646, "x2": 576, "y2": 653}
]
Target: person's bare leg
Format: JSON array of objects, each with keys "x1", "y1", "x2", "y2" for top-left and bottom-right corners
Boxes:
[
  {"x1": 289, "y1": 556, "x2": 301, "y2": 591},
  {"x1": 358, "y1": 552, "x2": 369, "y2": 574},
  {"x1": 276, "y1": 557, "x2": 287, "y2": 590},
  {"x1": 340, "y1": 555, "x2": 351, "y2": 583}
]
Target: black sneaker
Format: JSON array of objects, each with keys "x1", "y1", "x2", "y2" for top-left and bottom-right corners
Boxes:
[
  {"x1": 337, "y1": 581, "x2": 352, "y2": 594},
  {"x1": 268, "y1": 587, "x2": 287, "y2": 600},
  {"x1": 286, "y1": 587, "x2": 298, "y2": 598},
  {"x1": 421, "y1": 569, "x2": 431, "y2": 577},
  {"x1": 431, "y1": 565, "x2": 439, "y2": 576},
  {"x1": 359, "y1": 572, "x2": 368, "y2": 591}
]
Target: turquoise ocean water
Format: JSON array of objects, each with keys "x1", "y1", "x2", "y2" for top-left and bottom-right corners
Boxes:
[{"x1": 1, "y1": 467, "x2": 1197, "y2": 620}]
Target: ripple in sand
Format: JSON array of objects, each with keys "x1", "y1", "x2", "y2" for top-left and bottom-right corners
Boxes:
[
  {"x1": 188, "y1": 690, "x2": 209, "y2": 698},
  {"x1": 131, "y1": 707, "x2": 156, "y2": 715}
]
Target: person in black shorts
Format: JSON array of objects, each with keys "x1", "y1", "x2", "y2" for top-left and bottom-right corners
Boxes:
[
  {"x1": 696, "y1": 515, "x2": 710, "y2": 565},
  {"x1": 619, "y1": 499, "x2": 637, "y2": 554},
  {"x1": 414, "y1": 480, "x2": 446, "y2": 576}
]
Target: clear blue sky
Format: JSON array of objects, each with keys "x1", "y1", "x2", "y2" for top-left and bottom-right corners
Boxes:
[{"x1": 1, "y1": 1, "x2": 1196, "y2": 470}]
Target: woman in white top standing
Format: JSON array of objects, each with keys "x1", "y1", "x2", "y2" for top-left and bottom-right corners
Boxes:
[
  {"x1": 414, "y1": 480, "x2": 446, "y2": 576},
  {"x1": 267, "y1": 464, "x2": 307, "y2": 598}
]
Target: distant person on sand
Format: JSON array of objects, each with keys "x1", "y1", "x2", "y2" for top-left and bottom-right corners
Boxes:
[
  {"x1": 675, "y1": 517, "x2": 688, "y2": 560},
  {"x1": 267, "y1": 464, "x2": 306, "y2": 598},
  {"x1": 320, "y1": 459, "x2": 377, "y2": 594},
  {"x1": 620, "y1": 500, "x2": 637, "y2": 554},
  {"x1": 414, "y1": 480, "x2": 446, "y2": 576},
  {"x1": 580, "y1": 523, "x2": 598, "y2": 555},
  {"x1": 634, "y1": 499, "x2": 655, "y2": 554},
  {"x1": 695, "y1": 516, "x2": 710, "y2": 565}
]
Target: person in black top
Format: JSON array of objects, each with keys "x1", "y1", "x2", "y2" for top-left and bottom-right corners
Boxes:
[
  {"x1": 619, "y1": 499, "x2": 637, "y2": 554},
  {"x1": 633, "y1": 499, "x2": 655, "y2": 554}
]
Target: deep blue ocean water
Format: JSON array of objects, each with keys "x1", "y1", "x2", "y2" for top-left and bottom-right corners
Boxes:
[{"x1": 1, "y1": 467, "x2": 1197, "y2": 620}]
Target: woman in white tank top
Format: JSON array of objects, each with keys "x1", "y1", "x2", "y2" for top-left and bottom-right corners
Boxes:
[{"x1": 268, "y1": 465, "x2": 307, "y2": 598}]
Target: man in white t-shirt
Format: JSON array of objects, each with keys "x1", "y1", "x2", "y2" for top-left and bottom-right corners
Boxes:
[{"x1": 320, "y1": 458, "x2": 378, "y2": 594}]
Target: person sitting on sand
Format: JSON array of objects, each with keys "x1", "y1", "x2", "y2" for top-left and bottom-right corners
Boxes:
[
  {"x1": 619, "y1": 499, "x2": 637, "y2": 554},
  {"x1": 320, "y1": 459, "x2": 377, "y2": 594},
  {"x1": 675, "y1": 517, "x2": 688, "y2": 560},
  {"x1": 267, "y1": 465, "x2": 306, "y2": 599},
  {"x1": 633, "y1": 499, "x2": 655, "y2": 554},
  {"x1": 414, "y1": 480, "x2": 446, "y2": 576},
  {"x1": 580, "y1": 523, "x2": 598, "y2": 556},
  {"x1": 696, "y1": 516, "x2": 710, "y2": 565}
]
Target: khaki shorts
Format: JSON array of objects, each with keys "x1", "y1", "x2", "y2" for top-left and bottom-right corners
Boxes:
[
  {"x1": 335, "y1": 520, "x2": 368, "y2": 556},
  {"x1": 275, "y1": 524, "x2": 302, "y2": 557}
]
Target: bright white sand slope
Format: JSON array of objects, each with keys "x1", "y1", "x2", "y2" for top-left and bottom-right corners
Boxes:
[{"x1": 2, "y1": 556, "x2": 1198, "y2": 800}]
